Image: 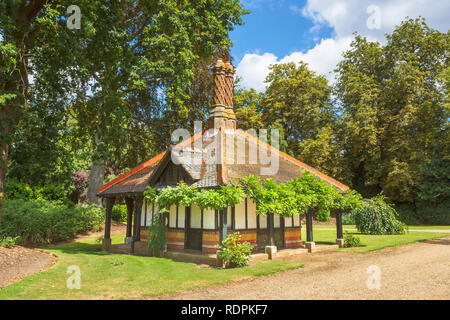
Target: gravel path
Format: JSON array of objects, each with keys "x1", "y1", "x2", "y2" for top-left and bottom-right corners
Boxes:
[
  {"x1": 155, "y1": 236, "x2": 450, "y2": 300},
  {"x1": 0, "y1": 246, "x2": 56, "y2": 289},
  {"x1": 0, "y1": 222, "x2": 126, "y2": 289}
]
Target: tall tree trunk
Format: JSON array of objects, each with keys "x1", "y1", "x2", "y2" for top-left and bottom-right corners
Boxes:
[
  {"x1": 87, "y1": 160, "x2": 105, "y2": 207},
  {"x1": 0, "y1": 144, "x2": 9, "y2": 226}
]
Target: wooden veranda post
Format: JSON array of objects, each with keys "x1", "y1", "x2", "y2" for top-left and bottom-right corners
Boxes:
[
  {"x1": 306, "y1": 209, "x2": 314, "y2": 243},
  {"x1": 304, "y1": 209, "x2": 316, "y2": 252},
  {"x1": 336, "y1": 211, "x2": 344, "y2": 248},
  {"x1": 102, "y1": 197, "x2": 115, "y2": 249},
  {"x1": 220, "y1": 208, "x2": 228, "y2": 243},
  {"x1": 131, "y1": 196, "x2": 143, "y2": 253},
  {"x1": 268, "y1": 213, "x2": 275, "y2": 246},
  {"x1": 125, "y1": 197, "x2": 134, "y2": 244}
]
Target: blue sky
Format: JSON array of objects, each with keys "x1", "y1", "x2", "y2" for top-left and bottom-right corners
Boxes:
[
  {"x1": 231, "y1": 0, "x2": 450, "y2": 91},
  {"x1": 230, "y1": 0, "x2": 334, "y2": 63}
]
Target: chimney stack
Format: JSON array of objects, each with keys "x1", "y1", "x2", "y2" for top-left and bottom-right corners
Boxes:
[{"x1": 208, "y1": 59, "x2": 236, "y2": 130}]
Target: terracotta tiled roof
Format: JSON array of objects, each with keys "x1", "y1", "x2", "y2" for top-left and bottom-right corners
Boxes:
[
  {"x1": 98, "y1": 128, "x2": 349, "y2": 196},
  {"x1": 98, "y1": 151, "x2": 166, "y2": 196}
]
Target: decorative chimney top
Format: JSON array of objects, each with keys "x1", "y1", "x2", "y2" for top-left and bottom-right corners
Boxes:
[{"x1": 208, "y1": 58, "x2": 236, "y2": 130}]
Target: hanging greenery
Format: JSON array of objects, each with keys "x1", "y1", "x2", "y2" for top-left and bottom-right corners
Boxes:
[
  {"x1": 195, "y1": 189, "x2": 226, "y2": 210},
  {"x1": 219, "y1": 185, "x2": 246, "y2": 207},
  {"x1": 143, "y1": 187, "x2": 157, "y2": 203},
  {"x1": 143, "y1": 170, "x2": 364, "y2": 219},
  {"x1": 145, "y1": 212, "x2": 168, "y2": 257}
]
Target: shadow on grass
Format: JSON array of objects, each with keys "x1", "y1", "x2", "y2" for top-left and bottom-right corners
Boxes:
[
  {"x1": 314, "y1": 240, "x2": 336, "y2": 244},
  {"x1": 49, "y1": 242, "x2": 114, "y2": 256},
  {"x1": 419, "y1": 237, "x2": 450, "y2": 246}
]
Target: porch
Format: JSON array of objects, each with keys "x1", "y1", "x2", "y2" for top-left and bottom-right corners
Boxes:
[{"x1": 100, "y1": 195, "x2": 346, "y2": 265}]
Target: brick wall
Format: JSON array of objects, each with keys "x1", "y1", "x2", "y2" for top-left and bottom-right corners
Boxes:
[
  {"x1": 284, "y1": 227, "x2": 302, "y2": 247},
  {"x1": 167, "y1": 228, "x2": 185, "y2": 251},
  {"x1": 202, "y1": 231, "x2": 220, "y2": 253}
]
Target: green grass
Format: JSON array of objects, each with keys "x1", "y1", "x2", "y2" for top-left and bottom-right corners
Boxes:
[
  {"x1": 0, "y1": 234, "x2": 303, "y2": 300},
  {"x1": 313, "y1": 224, "x2": 450, "y2": 230},
  {"x1": 303, "y1": 229, "x2": 449, "y2": 253},
  {"x1": 405, "y1": 225, "x2": 450, "y2": 230}
]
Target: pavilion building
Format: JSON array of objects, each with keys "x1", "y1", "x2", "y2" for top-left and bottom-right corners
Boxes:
[{"x1": 98, "y1": 59, "x2": 349, "y2": 256}]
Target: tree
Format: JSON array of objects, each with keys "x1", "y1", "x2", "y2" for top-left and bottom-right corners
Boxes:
[
  {"x1": 0, "y1": 0, "x2": 84, "y2": 223},
  {"x1": 234, "y1": 80, "x2": 264, "y2": 131},
  {"x1": 1, "y1": 1, "x2": 248, "y2": 212},
  {"x1": 335, "y1": 18, "x2": 449, "y2": 221},
  {"x1": 70, "y1": 1, "x2": 247, "y2": 205},
  {"x1": 261, "y1": 62, "x2": 336, "y2": 161}
]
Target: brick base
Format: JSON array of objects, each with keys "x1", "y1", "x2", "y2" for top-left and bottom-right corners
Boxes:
[
  {"x1": 284, "y1": 227, "x2": 302, "y2": 247},
  {"x1": 167, "y1": 228, "x2": 185, "y2": 250},
  {"x1": 233, "y1": 230, "x2": 258, "y2": 252},
  {"x1": 202, "y1": 231, "x2": 219, "y2": 253}
]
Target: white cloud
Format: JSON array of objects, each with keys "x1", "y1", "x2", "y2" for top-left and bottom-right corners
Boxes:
[
  {"x1": 236, "y1": 0, "x2": 450, "y2": 91},
  {"x1": 302, "y1": 0, "x2": 449, "y2": 42},
  {"x1": 236, "y1": 37, "x2": 352, "y2": 90},
  {"x1": 236, "y1": 53, "x2": 278, "y2": 91}
]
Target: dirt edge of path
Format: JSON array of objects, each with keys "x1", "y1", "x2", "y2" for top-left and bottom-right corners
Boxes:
[{"x1": 0, "y1": 246, "x2": 57, "y2": 289}]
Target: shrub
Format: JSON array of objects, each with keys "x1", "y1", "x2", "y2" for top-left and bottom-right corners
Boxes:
[
  {"x1": 342, "y1": 212, "x2": 356, "y2": 225},
  {"x1": 4, "y1": 178, "x2": 73, "y2": 202},
  {"x1": 344, "y1": 233, "x2": 360, "y2": 247},
  {"x1": 353, "y1": 195, "x2": 406, "y2": 235},
  {"x1": 112, "y1": 204, "x2": 127, "y2": 222},
  {"x1": 4, "y1": 178, "x2": 34, "y2": 200},
  {"x1": 217, "y1": 232, "x2": 253, "y2": 268},
  {"x1": 146, "y1": 210, "x2": 167, "y2": 257},
  {"x1": 0, "y1": 236, "x2": 21, "y2": 248},
  {"x1": 0, "y1": 199, "x2": 105, "y2": 244},
  {"x1": 316, "y1": 208, "x2": 331, "y2": 222}
]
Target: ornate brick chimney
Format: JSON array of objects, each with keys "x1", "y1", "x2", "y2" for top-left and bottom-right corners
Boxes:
[{"x1": 208, "y1": 59, "x2": 236, "y2": 130}]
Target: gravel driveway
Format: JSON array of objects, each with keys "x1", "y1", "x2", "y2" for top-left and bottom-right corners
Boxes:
[{"x1": 155, "y1": 236, "x2": 450, "y2": 300}]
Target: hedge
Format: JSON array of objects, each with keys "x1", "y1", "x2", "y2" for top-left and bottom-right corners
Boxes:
[{"x1": 0, "y1": 199, "x2": 105, "y2": 244}]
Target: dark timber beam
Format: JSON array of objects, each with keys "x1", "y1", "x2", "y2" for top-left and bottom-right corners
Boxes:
[
  {"x1": 304, "y1": 209, "x2": 316, "y2": 252},
  {"x1": 131, "y1": 196, "x2": 143, "y2": 253},
  {"x1": 306, "y1": 209, "x2": 314, "y2": 243},
  {"x1": 268, "y1": 213, "x2": 275, "y2": 246},
  {"x1": 103, "y1": 197, "x2": 115, "y2": 249},
  {"x1": 220, "y1": 208, "x2": 228, "y2": 242},
  {"x1": 125, "y1": 197, "x2": 134, "y2": 239},
  {"x1": 336, "y1": 211, "x2": 344, "y2": 248}
]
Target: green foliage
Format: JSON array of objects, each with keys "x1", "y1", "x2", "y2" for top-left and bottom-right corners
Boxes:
[
  {"x1": 344, "y1": 233, "x2": 361, "y2": 247},
  {"x1": 353, "y1": 195, "x2": 406, "y2": 235},
  {"x1": 316, "y1": 208, "x2": 331, "y2": 222},
  {"x1": 341, "y1": 212, "x2": 356, "y2": 225},
  {"x1": 177, "y1": 183, "x2": 200, "y2": 207},
  {"x1": 217, "y1": 232, "x2": 253, "y2": 268},
  {"x1": 143, "y1": 187, "x2": 157, "y2": 203},
  {"x1": 195, "y1": 189, "x2": 226, "y2": 211},
  {"x1": 219, "y1": 185, "x2": 246, "y2": 207},
  {"x1": 241, "y1": 171, "x2": 363, "y2": 218},
  {"x1": 0, "y1": 236, "x2": 21, "y2": 248},
  {"x1": 0, "y1": 200, "x2": 104, "y2": 244},
  {"x1": 155, "y1": 183, "x2": 199, "y2": 209},
  {"x1": 112, "y1": 205, "x2": 127, "y2": 223},
  {"x1": 146, "y1": 214, "x2": 168, "y2": 257},
  {"x1": 334, "y1": 18, "x2": 449, "y2": 219},
  {"x1": 262, "y1": 62, "x2": 335, "y2": 161},
  {"x1": 4, "y1": 178, "x2": 73, "y2": 203}
]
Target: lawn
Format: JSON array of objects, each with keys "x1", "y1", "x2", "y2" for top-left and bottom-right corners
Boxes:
[
  {"x1": 313, "y1": 224, "x2": 450, "y2": 230},
  {"x1": 0, "y1": 234, "x2": 303, "y2": 300},
  {"x1": 303, "y1": 229, "x2": 449, "y2": 253}
]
